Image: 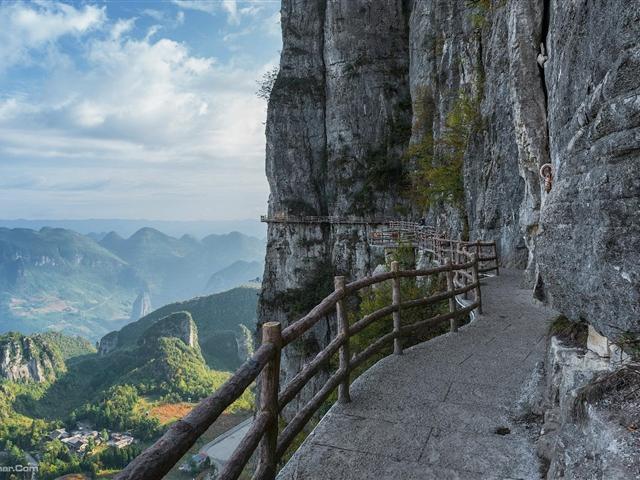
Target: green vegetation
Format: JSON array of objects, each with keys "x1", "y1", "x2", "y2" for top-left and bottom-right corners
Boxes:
[
  {"x1": 35, "y1": 332, "x2": 96, "y2": 360},
  {"x1": 256, "y1": 66, "x2": 279, "y2": 101},
  {"x1": 0, "y1": 332, "x2": 66, "y2": 381},
  {"x1": 24, "y1": 332, "x2": 254, "y2": 422},
  {"x1": 0, "y1": 226, "x2": 262, "y2": 478},
  {"x1": 114, "y1": 287, "x2": 258, "y2": 348},
  {"x1": 112, "y1": 286, "x2": 259, "y2": 371},
  {"x1": 406, "y1": 90, "x2": 482, "y2": 213},
  {"x1": 75, "y1": 385, "x2": 160, "y2": 440},
  {"x1": 466, "y1": 0, "x2": 492, "y2": 29},
  {"x1": 35, "y1": 439, "x2": 98, "y2": 480},
  {"x1": 96, "y1": 444, "x2": 143, "y2": 470},
  {"x1": 0, "y1": 416, "x2": 141, "y2": 480},
  {"x1": 548, "y1": 315, "x2": 588, "y2": 347},
  {"x1": 123, "y1": 337, "x2": 251, "y2": 407},
  {"x1": 348, "y1": 246, "x2": 451, "y2": 376},
  {"x1": 0, "y1": 321, "x2": 255, "y2": 478},
  {"x1": 264, "y1": 260, "x2": 335, "y2": 320},
  {"x1": 0, "y1": 380, "x2": 51, "y2": 450}
]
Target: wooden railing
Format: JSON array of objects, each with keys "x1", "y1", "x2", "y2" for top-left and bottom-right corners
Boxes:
[
  {"x1": 260, "y1": 216, "x2": 499, "y2": 276},
  {"x1": 115, "y1": 246, "x2": 483, "y2": 480},
  {"x1": 369, "y1": 222, "x2": 500, "y2": 277}
]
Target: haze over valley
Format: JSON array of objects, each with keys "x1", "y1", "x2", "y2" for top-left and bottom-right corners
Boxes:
[{"x1": 0, "y1": 224, "x2": 265, "y2": 340}]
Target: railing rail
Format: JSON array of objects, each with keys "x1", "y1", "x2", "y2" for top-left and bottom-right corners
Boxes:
[
  {"x1": 116, "y1": 233, "x2": 488, "y2": 480},
  {"x1": 368, "y1": 223, "x2": 500, "y2": 277}
]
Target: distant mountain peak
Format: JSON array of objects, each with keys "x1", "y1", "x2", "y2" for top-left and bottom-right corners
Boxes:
[
  {"x1": 102, "y1": 231, "x2": 123, "y2": 242},
  {"x1": 130, "y1": 291, "x2": 152, "y2": 321},
  {"x1": 130, "y1": 227, "x2": 168, "y2": 240}
]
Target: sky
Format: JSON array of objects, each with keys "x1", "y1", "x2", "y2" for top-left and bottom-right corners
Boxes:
[{"x1": 0, "y1": 0, "x2": 282, "y2": 221}]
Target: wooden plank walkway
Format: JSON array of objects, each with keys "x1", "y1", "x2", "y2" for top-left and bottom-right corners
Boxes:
[{"x1": 278, "y1": 269, "x2": 557, "y2": 480}]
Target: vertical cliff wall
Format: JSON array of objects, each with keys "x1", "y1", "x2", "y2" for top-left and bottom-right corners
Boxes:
[
  {"x1": 260, "y1": 0, "x2": 639, "y2": 415},
  {"x1": 537, "y1": 1, "x2": 640, "y2": 339},
  {"x1": 259, "y1": 0, "x2": 414, "y2": 414}
]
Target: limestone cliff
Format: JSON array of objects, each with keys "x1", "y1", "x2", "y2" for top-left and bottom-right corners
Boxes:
[
  {"x1": 0, "y1": 332, "x2": 65, "y2": 382},
  {"x1": 130, "y1": 290, "x2": 152, "y2": 321},
  {"x1": 139, "y1": 311, "x2": 200, "y2": 354},
  {"x1": 260, "y1": 0, "x2": 639, "y2": 416},
  {"x1": 98, "y1": 330, "x2": 119, "y2": 356}
]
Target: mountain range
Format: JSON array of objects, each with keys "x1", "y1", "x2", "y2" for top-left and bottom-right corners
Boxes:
[
  {"x1": 0, "y1": 218, "x2": 266, "y2": 239},
  {"x1": 100, "y1": 286, "x2": 258, "y2": 371},
  {"x1": 0, "y1": 227, "x2": 264, "y2": 340},
  {"x1": 0, "y1": 286, "x2": 258, "y2": 422}
]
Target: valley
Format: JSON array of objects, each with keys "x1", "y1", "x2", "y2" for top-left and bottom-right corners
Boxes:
[
  {"x1": 0, "y1": 285, "x2": 260, "y2": 479},
  {"x1": 0, "y1": 226, "x2": 265, "y2": 340}
]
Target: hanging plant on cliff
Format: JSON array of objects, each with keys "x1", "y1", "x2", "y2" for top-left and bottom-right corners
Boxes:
[
  {"x1": 407, "y1": 90, "x2": 482, "y2": 211},
  {"x1": 256, "y1": 66, "x2": 279, "y2": 101}
]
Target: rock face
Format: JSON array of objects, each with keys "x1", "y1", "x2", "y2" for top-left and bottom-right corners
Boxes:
[
  {"x1": 0, "y1": 332, "x2": 65, "y2": 382},
  {"x1": 536, "y1": 2, "x2": 640, "y2": 339},
  {"x1": 130, "y1": 290, "x2": 152, "y2": 321},
  {"x1": 260, "y1": 0, "x2": 413, "y2": 416},
  {"x1": 98, "y1": 330, "x2": 119, "y2": 356},
  {"x1": 139, "y1": 311, "x2": 200, "y2": 352},
  {"x1": 534, "y1": 337, "x2": 640, "y2": 479},
  {"x1": 260, "y1": 0, "x2": 640, "y2": 417}
]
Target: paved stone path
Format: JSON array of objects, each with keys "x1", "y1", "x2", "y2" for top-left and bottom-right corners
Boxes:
[{"x1": 278, "y1": 269, "x2": 557, "y2": 480}]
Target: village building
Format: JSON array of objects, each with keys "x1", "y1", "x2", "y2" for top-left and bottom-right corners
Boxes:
[{"x1": 107, "y1": 433, "x2": 135, "y2": 449}]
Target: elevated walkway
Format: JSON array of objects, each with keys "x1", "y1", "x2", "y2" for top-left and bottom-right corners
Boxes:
[{"x1": 278, "y1": 270, "x2": 557, "y2": 480}]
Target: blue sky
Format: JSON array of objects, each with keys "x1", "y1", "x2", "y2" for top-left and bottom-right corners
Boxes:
[{"x1": 0, "y1": 0, "x2": 281, "y2": 220}]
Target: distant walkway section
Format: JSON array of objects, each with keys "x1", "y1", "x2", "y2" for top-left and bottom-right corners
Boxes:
[
  {"x1": 278, "y1": 270, "x2": 557, "y2": 480},
  {"x1": 260, "y1": 214, "x2": 391, "y2": 225}
]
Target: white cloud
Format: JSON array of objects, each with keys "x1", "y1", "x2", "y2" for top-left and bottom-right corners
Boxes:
[
  {"x1": 142, "y1": 7, "x2": 185, "y2": 28},
  {"x1": 73, "y1": 101, "x2": 106, "y2": 127},
  {"x1": 171, "y1": 0, "x2": 217, "y2": 14},
  {"x1": 0, "y1": 1, "x2": 105, "y2": 69},
  {"x1": 142, "y1": 9, "x2": 165, "y2": 21},
  {"x1": 111, "y1": 18, "x2": 136, "y2": 40},
  {"x1": 222, "y1": 0, "x2": 239, "y2": 24},
  {"x1": 172, "y1": 0, "x2": 248, "y2": 25},
  {"x1": 0, "y1": 31, "x2": 269, "y2": 159},
  {"x1": 0, "y1": 1, "x2": 282, "y2": 220}
]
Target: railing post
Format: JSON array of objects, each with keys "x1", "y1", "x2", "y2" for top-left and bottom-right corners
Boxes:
[
  {"x1": 471, "y1": 253, "x2": 483, "y2": 315},
  {"x1": 257, "y1": 322, "x2": 281, "y2": 479},
  {"x1": 445, "y1": 258, "x2": 458, "y2": 333},
  {"x1": 391, "y1": 261, "x2": 402, "y2": 355},
  {"x1": 493, "y1": 242, "x2": 500, "y2": 276},
  {"x1": 334, "y1": 275, "x2": 351, "y2": 404}
]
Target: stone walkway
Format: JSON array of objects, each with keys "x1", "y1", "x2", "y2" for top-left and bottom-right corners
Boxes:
[{"x1": 278, "y1": 269, "x2": 558, "y2": 480}]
